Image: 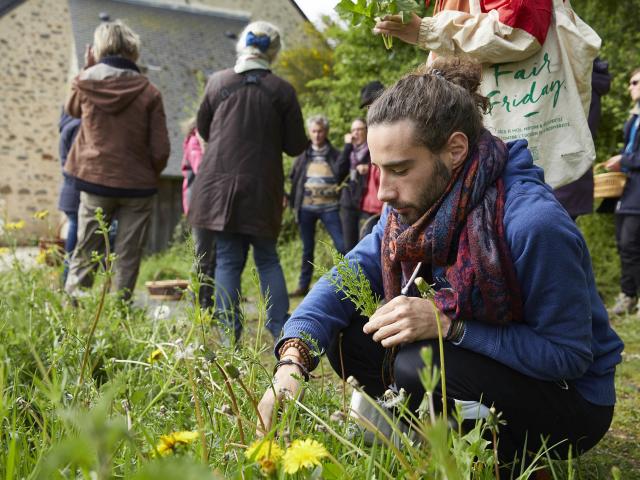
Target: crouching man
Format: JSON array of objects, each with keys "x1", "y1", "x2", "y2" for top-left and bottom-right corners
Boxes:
[{"x1": 258, "y1": 58, "x2": 623, "y2": 470}]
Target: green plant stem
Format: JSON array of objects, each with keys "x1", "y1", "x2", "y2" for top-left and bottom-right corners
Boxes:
[
  {"x1": 338, "y1": 332, "x2": 347, "y2": 415},
  {"x1": 214, "y1": 360, "x2": 245, "y2": 445},
  {"x1": 236, "y1": 376, "x2": 266, "y2": 433},
  {"x1": 492, "y1": 428, "x2": 500, "y2": 480},
  {"x1": 188, "y1": 361, "x2": 209, "y2": 463},
  {"x1": 78, "y1": 220, "x2": 112, "y2": 387},
  {"x1": 430, "y1": 299, "x2": 448, "y2": 426}
]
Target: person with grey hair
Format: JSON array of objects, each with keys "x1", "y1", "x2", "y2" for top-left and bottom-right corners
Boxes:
[
  {"x1": 188, "y1": 21, "x2": 307, "y2": 341},
  {"x1": 288, "y1": 114, "x2": 348, "y2": 297},
  {"x1": 64, "y1": 19, "x2": 170, "y2": 302}
]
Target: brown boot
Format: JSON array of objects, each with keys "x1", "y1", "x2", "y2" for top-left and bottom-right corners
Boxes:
[{"x1": 288, "y1": 286, "x2": 309, "y2": 298}]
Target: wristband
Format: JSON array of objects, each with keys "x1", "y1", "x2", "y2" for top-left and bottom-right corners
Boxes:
[
  {"x1": 278, "y1": 338, "x2": 312, "y2": 371},
  {"x1": 273, "y1": 359, "x2": 310, "y2": 382},
  {"x1": 445, "y1": 318, "x2": 465, "y2": 343}
]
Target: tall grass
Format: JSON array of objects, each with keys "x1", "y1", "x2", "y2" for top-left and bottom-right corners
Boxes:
[{"x1": 0, "y1": 211, "x2": 629, "y2": 478}]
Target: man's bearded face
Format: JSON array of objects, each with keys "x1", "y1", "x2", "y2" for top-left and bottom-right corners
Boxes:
[{"x1": 368, "y1": 120, "x2": 454, "y2": 225}]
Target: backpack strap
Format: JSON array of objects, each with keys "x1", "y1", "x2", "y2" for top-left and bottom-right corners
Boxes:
[{"x1": 217, "y1": 70, "x2": 284, "y2": 116}]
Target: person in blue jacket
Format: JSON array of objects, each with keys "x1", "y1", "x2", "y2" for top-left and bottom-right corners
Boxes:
[
  {"x1": 605, "y1": 67, "x2": 640, "y2": 316},
  {"x1": 258, "y1": 58, "x2": 624, "y2": 468},
  {"x1": 57, "y1": 109, "x2": 81, "y2": 285}
]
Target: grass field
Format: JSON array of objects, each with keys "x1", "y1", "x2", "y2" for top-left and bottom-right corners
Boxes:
[{"x1": 0, "y1": 211, "x2": 637, "y2": 478}]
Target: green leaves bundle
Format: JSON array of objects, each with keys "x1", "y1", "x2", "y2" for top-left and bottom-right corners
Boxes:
[
  {"x1": 318, "y1": 247, "x2": 381, "y2": 318},
  {"x1": 335, "y1": 0, "x2": 426, "y2": 49}
]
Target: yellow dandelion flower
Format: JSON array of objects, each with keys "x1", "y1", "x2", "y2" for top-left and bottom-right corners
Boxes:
[
  {"x1": 35, "y1": 250, "x2": 47, "y2": 265},
  {"x1": 148, "y1": 348, "x2": 164, "y2": 363},
  {"x1": 5, "y1": 220, "x2": 25, "y2": 231},
  {"x1": 155, "y1": 430, "x2": 199, "y2": 456},
  {"x1": 0, "y1": 247, "x2": 9, "y2": 256},
  {"x1": 33, "y1": 210, "x2": 49, "y2": 220},
  {"x1": 282, "y1": 438, "x2": 328, "y2": 474}
]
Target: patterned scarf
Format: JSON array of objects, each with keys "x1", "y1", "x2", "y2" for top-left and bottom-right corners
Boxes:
[
  {"x1": 350, "y1": 142, "x2": 370, "y2": 170},
  {"x1": 381, "y1": 130, "x2": 523, "y2": 325}
]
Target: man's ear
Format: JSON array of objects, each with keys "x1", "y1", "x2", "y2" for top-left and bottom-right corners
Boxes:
[{"x1": 446, "y1": 132, "x2": 468, "y2": 171}]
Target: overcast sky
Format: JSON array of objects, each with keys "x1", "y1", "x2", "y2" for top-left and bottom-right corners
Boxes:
[{"x1": 294, "y1": 0, "x2": 340, "y2": 25}]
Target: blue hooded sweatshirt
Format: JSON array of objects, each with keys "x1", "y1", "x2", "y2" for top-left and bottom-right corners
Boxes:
[{"x1": 278, "y1": 140, "x2": 624, "y2": 407}]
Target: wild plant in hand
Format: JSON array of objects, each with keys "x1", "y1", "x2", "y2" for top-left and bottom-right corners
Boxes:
[
  {"x1": 335, "y1": 0, "x2": 425, "y2": 49},
  {"x1": 317, "y1": 246, "x2": 381, "y2": 317}
]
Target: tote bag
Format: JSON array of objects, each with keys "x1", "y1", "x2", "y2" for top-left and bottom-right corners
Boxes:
[{"x1": 472, "y1": 0, "x2": 600, "y2": 188}]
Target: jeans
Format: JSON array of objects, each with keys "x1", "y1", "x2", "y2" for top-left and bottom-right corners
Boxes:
[
  {"x1": 214, "y1": 232, "x2": 289, "y2": 341},
  {"x1": 326, "y1": 318, "x2": 613, "y2": 468},
  {"x1": 616, "y1": 214, "x2": 640, "y2": 297},
  {"x1": 192, "y1": 227, "x2": 217, "y2": 309},
  {"x1": 297, "y1": 208, "x2": 344, "y2": 290},
  {"x1": 340, "y1": 207, "x2": 373, "y2": 252},
  {"x1": 62, "y1": 211, "x2": 79, "y2": 285}
]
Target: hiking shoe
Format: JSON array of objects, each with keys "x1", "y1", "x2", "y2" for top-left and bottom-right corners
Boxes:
[
  {"x1": 288, "y1": 287, "x2": 309, "y2": 298},
  {"x1": 608, "y1": 293, "x2": 637, "y2": 316}
]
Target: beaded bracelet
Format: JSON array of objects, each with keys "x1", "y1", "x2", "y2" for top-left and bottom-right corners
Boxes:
[
  {"x1": 273, "y1": 359, "x2": 310, "y2": 381},
  {"x1": 278, "y1": 338, "x2": 312, "y2": 371}
]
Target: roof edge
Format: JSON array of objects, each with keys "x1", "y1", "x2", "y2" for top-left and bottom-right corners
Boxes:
[
  {"x1": 111, "y1": 0, "x2": 251, "y2": 21},
  {"x1": 0, "y1": 0, "x2": 25, "y2": 16},
  {"x1": 288, "y1": 0, "x2": 309, "y2": 22}
]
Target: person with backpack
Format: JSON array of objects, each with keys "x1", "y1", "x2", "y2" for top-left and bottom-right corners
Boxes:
[{"x1": 188, "y1": 21, "x2": 307, "y2": 341}]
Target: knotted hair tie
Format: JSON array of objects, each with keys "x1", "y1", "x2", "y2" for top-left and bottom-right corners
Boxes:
[{"x1": 246, "y1": 31, "x2": 271, "y2": 52}]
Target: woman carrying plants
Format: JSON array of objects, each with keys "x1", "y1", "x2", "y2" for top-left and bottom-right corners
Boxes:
[
  {"x1": 257, "y1": 57, "x2": 623, "y2": 474},
  {"x1": 364, "y1": 0, "x2": 601, "y2": 220}
]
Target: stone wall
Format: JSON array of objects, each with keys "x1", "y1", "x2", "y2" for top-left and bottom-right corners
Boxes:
[
  {"x1": 0, "y1": 0, "x2": 73, "y2": 242},
  {"x1": 0, "y1": 0, "x2": 307, "y2": 244}
]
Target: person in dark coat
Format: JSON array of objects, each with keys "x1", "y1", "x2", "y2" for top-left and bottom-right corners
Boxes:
[
  {"x1": 554, "y1": 57, "x2": 612, "y2": 219},
  {"x1": 57, "y1": 109, "x2": 81, "y2": 284},
  {"x1": 188, "y1": 21, "x2": 307, "y2": 341},
  {"x1": 605, "y1": 67, "x2": 640, "y2": 316},
  {"x1": 289, "y1": 115, "x2": 347, "y2": 297}
]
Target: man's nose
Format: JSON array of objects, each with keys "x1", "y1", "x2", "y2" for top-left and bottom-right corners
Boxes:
[{"x1": 377, "y1": 175, "x2": 396, "y2": 203}]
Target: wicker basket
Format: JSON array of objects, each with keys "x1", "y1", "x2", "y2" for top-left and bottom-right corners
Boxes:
[
  {"x1": 594, "y1": 172, "x2": 627, "y2": 199},
  {"x1": 145, "y1": 279, "x2": 189, "y2": 301}
]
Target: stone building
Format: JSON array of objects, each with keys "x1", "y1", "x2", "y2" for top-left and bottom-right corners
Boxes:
[{"x1": 0, "y1": 0, "x2": 308, "y2": 250}]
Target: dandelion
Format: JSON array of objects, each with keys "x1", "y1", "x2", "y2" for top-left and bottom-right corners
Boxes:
[
  {"x1": 154, "y1": 430, "x2": 199, "y2": 456},
  {"x1": 282, "y1": 438, "x2": 328, "y2": 474},
  {"x1": 5, "y1": 220, "x2": 25, "y2": 231},
  {"x1": 35, "y1": 250, "x2": 47, "y2": 265},
  {"x1": 33, "y1": 210, "x2": 49, "y2": 220},
  {"x1": 246, "y1": 439, "x2": 283, "y2": 476},
  {"x1": 147, "y1": 348, "x2": 164, "y2": 363}
]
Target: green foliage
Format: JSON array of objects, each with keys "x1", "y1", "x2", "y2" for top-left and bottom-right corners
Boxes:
[
  {"x1": 571, "y1": 0, "x2": 640, "y2": 161},
  {"x1": 273, "y1": 22, "x2": 334, "y2": 98},
  {"x1": 296, "y1": 18, "x2": 425, "y2": 147},
  {"x1": 335, "y1": 0, "x2": 426, "y2": 49},
  {"x1": 317, "y1": 246, "x2": 381, "y2": 317}
]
